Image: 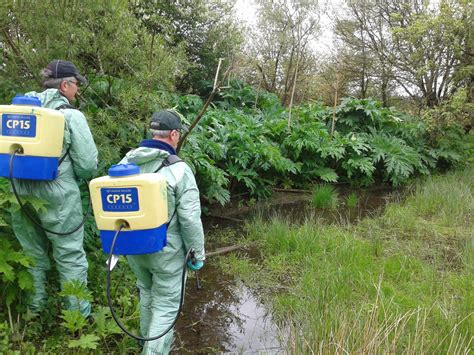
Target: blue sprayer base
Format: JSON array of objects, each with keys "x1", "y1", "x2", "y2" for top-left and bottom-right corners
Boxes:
[
  {"x1": 100, "y1": 224, "x2": 167, "y2": 255},
  {"x1": 0, "y1": 154, "x2": 59, "y2": 180}
]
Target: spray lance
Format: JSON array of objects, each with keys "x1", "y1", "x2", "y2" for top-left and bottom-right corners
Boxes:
[
  {"x1": 0, "y1": 95, "x2": 91, "y2": 235},
  {"x1": 89, "y1": 163, "x2": 202, "y2": 341}
]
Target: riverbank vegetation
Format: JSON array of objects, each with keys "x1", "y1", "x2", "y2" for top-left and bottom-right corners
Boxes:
[{"x1": 221, "y1": 166, "x2": 473, "y2": 353}]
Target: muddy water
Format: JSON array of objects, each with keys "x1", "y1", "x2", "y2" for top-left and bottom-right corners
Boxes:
[
  {"x1": 173, "y1": 187, "x2": 402, "y2": 353},
  {"x1": 174, "y1": 262, "x2": 285, "y2": 354}
]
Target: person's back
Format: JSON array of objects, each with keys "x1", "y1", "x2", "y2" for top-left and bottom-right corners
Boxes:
[
  {"x1": 11, "y1": 60, "x2": 98, "y2": 318},
  {"x1": 119, "y1": 110, "x2": 205, "y2": 354}
]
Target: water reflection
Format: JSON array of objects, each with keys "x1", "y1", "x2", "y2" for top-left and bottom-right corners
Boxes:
[
  {"x1": 175, "y1": 261, "x2": 285, "y2": 354},
  {"x1": 225, "y1": 283, "x2": 284, "y2": 354}
]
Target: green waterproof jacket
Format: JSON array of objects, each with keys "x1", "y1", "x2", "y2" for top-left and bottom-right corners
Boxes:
[
  {"x1": 119, "y1": 147, "x2": 205, "y2": 273},
  {"x1": 13, "y1": 89, "x2": 98, "y2": 208}
]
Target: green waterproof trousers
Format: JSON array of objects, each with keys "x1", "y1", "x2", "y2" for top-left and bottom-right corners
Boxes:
[
  {"x1": 11, "y1": 190, "x2": 90, "y2": 316},
  {"x1": 127, "y1": 257, "x2": 182, "y2": 354}
]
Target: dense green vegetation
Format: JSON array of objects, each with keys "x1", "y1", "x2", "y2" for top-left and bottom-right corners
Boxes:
[
  {"x1": 0, "y1": 0, "x2": 472, "y2": 352},
  {"x1": 0, "y1": 1, "x2": 470, "y2": 203},
  {"x1": 173, "y1": 83, "x2": 471, "y2": 204},
  {"x1": 221, "y1": 165, "x2": 474, "y2": 353}
]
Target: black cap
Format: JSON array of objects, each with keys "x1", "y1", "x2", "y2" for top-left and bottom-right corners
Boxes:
[
  {"x1": 45, "y1": 60, "x2": 87, "y2": 85},
  {"x1": 150, "y1": 110, "x2": 186, "y2": 131}
]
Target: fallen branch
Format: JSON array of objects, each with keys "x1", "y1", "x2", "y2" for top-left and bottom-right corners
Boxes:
[
  {"x1": 206, "y1": 243, "x2": 254, "y2": 258},
  {"x1": 273, "y1": 188, "x2": 312, "y2": 193},
  {"x1": 207, "y1": 214, "x2": 244, "y2": 223}
]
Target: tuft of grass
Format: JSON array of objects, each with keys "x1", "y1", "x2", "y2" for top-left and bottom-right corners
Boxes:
[
  {"x1": 311, "y1": 184, "x2": 339, "y2": 210},
  {"x1": 345, "y1": 192, "x2": 359, "y2": 208}
]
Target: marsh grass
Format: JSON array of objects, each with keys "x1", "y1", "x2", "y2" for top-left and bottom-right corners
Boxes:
[
  {"x1": 345, "y1": 192, "x2": 358, "y2": 208},
  {"x1": 311, "y1": 184, "x2": 339, "y2": 210},
  {"x1": 233, "y1": 166, "x2": 474, "y2": 353}
]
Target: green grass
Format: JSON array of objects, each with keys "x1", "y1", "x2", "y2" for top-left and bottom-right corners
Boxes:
[
  {"x1": 229, "y1": 166, "x2": 474, "y2": 353},
  {"x1": 345, "y1": 192, "x2": 358, "y2": 208},
  {"x1": 311, "y1": 184, "x2": 339, "y2": 210}
]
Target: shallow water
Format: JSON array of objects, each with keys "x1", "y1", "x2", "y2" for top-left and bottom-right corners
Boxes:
[
  {"x1": 205, "y1": 186, "x2": 402, "y2": 227},
  {"x1": 175, "y1": 262, "x2": 285, "y2": 354}
]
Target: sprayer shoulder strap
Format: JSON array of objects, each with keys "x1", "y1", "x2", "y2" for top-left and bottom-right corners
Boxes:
[
  {"x1": 55, "y1": 104, "x2": 75, "y2": 166},
  {"x1": 58, "y1": 148, "x2": 70, "y2": 166},
  {"x1": 153, "y1": 154, "x2": 183, "y2": 173},
  {"x1": 153, "y1": 155, "x2": 183, "y2": 226},
  {"x1": 56, "y1": 103, "x2": 75, "y2": 110}
]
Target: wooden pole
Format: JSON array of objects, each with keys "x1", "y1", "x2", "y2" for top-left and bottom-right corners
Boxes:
[
  {"x1": 330, "y1": 73, "x2": 339, "y2": 138},
  {"x1": 288, "y1": 48, "x2": 300, "y2": 131}
]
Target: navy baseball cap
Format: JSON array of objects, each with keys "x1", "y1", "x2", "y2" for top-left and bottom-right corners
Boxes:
[{"x1": 45, "y1": 60, "x2": 87, "y2": 85}]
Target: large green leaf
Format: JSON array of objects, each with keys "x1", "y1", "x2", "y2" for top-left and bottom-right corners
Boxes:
[
  {"x1": 68, "y1": 334, "x2": 100, "y2": 350},
  {"x1": 314, "y1": 167, "x2": 339, "y2": 182},
  {"x1": 17, "y1": 270, "x2": 33, "y2": 290}
]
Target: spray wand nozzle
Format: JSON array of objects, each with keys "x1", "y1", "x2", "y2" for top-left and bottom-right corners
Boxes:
[
  {"x1": 106, "y1": 223, "x2": 128, "y2": 271},
  {"x1": 188, "y1": 248, "x2": 203, "y2": 290}
]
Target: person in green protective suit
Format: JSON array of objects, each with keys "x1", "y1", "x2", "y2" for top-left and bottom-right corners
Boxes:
[
  {"x1": 11, "y1": 60, "x2": 98, "y2": 318},
  {"x1": 119, "y1": 109, "x2": 205, "y2": 354}
]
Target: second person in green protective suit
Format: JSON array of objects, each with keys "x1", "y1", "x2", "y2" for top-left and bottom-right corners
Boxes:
[
  {"x1": 11, "y1": 60, "x2": 98, "y2": 318},
  {"x1": 119, "y1": 109, "x2": 205, "y2": 355}
]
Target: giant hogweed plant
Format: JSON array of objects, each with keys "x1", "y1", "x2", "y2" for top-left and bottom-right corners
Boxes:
[
  {"x1": 284, "y1": 98, "x2": 468, "y2": 186},
  {"x1": 333, "y1": 97, "x2": 468, "y2": 166},
  {"x1": 215, "y1": 79, "x2": 284, "y2": 116},
  {"x1": 175, "y1": 86, "x2": 469, "y2": 199},
  {"x1": 181, "y1": 108, "x2": 298, "y2": 201},
  {"x1": 280, "y1": 118, "x2": 341, "y2": 184}
]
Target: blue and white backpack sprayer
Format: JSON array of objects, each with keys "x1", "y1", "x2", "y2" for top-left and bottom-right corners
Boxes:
[
  {"x1": 0, "y1": 95, "x2": 90, "y2": 235},
  {"x1": 89, "y1": 162, "x2": 202, "y2": 341}
]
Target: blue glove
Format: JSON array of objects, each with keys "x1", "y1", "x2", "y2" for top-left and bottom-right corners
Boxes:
[{"x1": 187, "y1": 259, "x2": 204, "y2": 271}]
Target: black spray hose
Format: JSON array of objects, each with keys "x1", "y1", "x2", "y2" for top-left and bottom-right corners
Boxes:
[
  {"x1": 106, "y1": 224, "x2": 199, "y2": 342},
  {"x1": 9, "y1": 149, "x2": 92, "y2": 236}
]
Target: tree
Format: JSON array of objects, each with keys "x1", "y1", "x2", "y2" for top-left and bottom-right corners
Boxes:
[
  {"x1": 130, "y1": 0, "x2": 243, "y2": 95},
  {"x1": 0, "y1": 0, "x2": 187, "y2": 103},
  {"x1": 342, "y1": 0, "x2": 469, "y2": 108},
  {"x1": 334, "y1": 18, "x2": 375, "y2": 100},
  {"x1": 246, "y1": 0, "x2": 322, "y2": 106},
  {"x1": 451, "y1": 0, "x2": 473, "y2": 108},
  {"x1": 335, "y1": 1, "x2": 396, "y2": 107}
]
